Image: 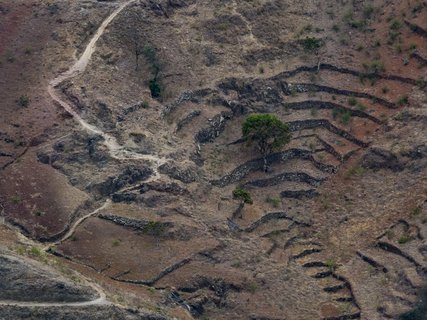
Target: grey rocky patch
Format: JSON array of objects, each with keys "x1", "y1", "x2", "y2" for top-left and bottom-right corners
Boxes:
[
  {"x1": 0, "y1": 255, "x2": 96, "y2": 303},
  {"x1": 112, "y1": 192, "x2": 138, "y2": 203},
  {"x1": 141, "y1": 181, "x2": 189, "y2": 196},
  {"x1": 361, "y1": 148, "x2": 403, "y2": 171},
  {"x1": 211, "y1": 148, "x2": 336, "y2": 187},
  {"x1": 94, "y1": 166, "x2": 153, "y2": 197},
  {"x1": 158, "y1": 162, "x2": 198, "y2": 183},
  {"x1": 163, "y1": 88, "x2": 213, "y2": 116},
  {"x1": 176, "y1": 110, "x2": 201, "y2": 132},
  {"x1": 0, "y1": 305, "x2": 166, "y2": 320},
  {"x1": 195, "y1": 111, "x2": 233, "y2": 143},
  {"x1": 280, "y1": 189, "x2": 319, "y2": 199},
  {"x1": 94, "y1": 101, "x2": 115, "y2": 130}
]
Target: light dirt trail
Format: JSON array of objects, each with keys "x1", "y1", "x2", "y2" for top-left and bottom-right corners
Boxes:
[
  {"x1": 48, "y1": 0, "x2": 166, "y2": 172},
  {"x1": 45, "y1": 199, "x2": 112, "y2": 251},
  {"x1": 0, "y1": 1, "x2": 164, "y2": 309}
]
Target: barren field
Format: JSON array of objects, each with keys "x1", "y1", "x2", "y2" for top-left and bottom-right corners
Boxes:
[{"x1": 0, "y1": 0, "x2": 426, "y2": 319}]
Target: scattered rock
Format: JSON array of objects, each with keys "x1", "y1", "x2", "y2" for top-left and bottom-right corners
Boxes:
[
  {"x1": 361, "y1": 148, "x2": 403, "y2": 171},
  {"x1": 158, "y1": 163, "x2": 198, "y2": 183}
]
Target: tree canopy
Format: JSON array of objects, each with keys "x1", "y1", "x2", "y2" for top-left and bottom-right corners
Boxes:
[{"x1": 242, "y1": 114, "x2": 291, "y2": 169}]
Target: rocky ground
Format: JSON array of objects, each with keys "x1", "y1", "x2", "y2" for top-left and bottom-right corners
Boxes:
[{"x1": 0, "y1": 0, "x2": 426, "y2": 319}]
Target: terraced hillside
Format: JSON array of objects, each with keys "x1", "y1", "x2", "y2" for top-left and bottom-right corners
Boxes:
[{"x1": 0, "y1": 0, "x2": 426, "y2": 319}]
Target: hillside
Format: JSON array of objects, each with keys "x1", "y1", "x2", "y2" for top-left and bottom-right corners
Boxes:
[{"x1": 0, "y1": 0, "x2": 426, "y2": 319}]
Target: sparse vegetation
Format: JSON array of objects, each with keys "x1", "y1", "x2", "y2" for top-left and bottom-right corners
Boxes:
[
  {"x1": 233, "y1": 187, "x2": 253, "y2": 204},
  {"x1": 348, "y1": 97, "x2": 357, "y2": 106},
  {"x1": 332, "y1": 108, "x2": 352, "y2": 125},
  {"x1": 344, "y1": 166, "x2": 366, "y2": 179},
  {"x1": 245, "y1": 281, "x2": 258, "y2": 293},
  {"x1": 33, "y1": 210, "x2": 46, "y2": 217},
  {"x1": 17, "y1": 95, "x2": 30, "y2": 107},
  {"x1": 302, "y1": 37, "x2": 322, "y2": 51},
  {"x1": 398, "y1": 234, "x2": 411, "y2": 244},
  {"x1": 411, "y1": 206, "x2": 422, "y2": 216},
  {"x1": 363, "y1": 4, "x2": 375, "y2": 19},
  {"x1": 112, "y1": 239, "x2": 121, "y2": 247},
  {"x1": 390, "y1": 19, "x2": 402, "y2": 31},
  {"x1": 397, "y1": 95, "x2": 409, "y2": 106},
  {"x1": 143, "y1": 45, "x2": 163, "y2": 98},
  {"x1": 10, "y1": 195, "x2": 22, "y2": 204},
  {"x1": 363, "y1": 60, "x2": 385, "y2": 74},
  {"x1": 265, "y1": 196, "x2": 281, "y2": 208},
  {"x1": 341, "y1": 111, "x2": 352, "y2": 124},
  {"x1": 143, "y1": 221, "x2": 166, "y2": 236},
  {"x1": 416, "y1": 77, "x2": 426, "y2": 89},
  {"x1": 325, "y1": 258, "x2": 337, "y2": 271},
  {"x1": 30, "y1": 246, "x2": 41, "y2": 256}
]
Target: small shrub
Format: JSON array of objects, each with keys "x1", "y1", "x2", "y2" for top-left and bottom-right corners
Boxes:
[
  {"x1": 341, "y1": 111, "x2": 352, "y2": 124},
  {"x1": 398, "y1": 234, "x2": 411, "y2": 244},
  {"x1": 16, "y1": 246, "x2": 26, "y2": 255},
  {"x1": 231, "y1": 260, "x2": 241, "y2": 268},
  {"x1": 143, "y1": 45, "x2": 162, "y2": 98},
  {"x1": 349, "y1": 19, "x2": 366, "y2": 29},
  {"x1": 142, "y1": 101, "x2": 150, "y2": 108},
  {"x1": 245, "y1": 281, "x2": 258, "y2": 293},
  {"x1": 325, "y1": 258, "x2": 337, "y2": 271},
  {"x1": 411, "y1": 206, "x2": 422, "y2": 216},
  {"x1": 348, "y1": 97, "x2": 357, "y2": 106},
  {"x1": 34, "y1": 210, "x2": 46, "y2": 217},
  {"x1": 397, "y1": 95, "x2": 409, "y2": 106},
  {"x1": 149, "y1": 78, "x2": 162, "y2": 98},
  {"x1": 363, "y1": 5, "x2": 375, "y2": 19},
  {"x1": 266, "y1": 196, "x2": 281, "y2": 208},
  {"x1": 17, "y1": 95, "x2": 30, "y2": 107},
  {"x1": 233, "y1": 187, "x2": 253, "y2": 204},
  {"x1": 356, "y1": 102, "x2": 366, "y2": 111},
  {"x1": 388, "y1": 30, "x2": 400, "y2": 44},
  {"x1": 30, "y1": 246, "x2": 41, "y2": 256},
  {"x1": 332, "y1": 108, "x2": 340, "y2": 119},
  {"x1": 10, "y1": 195, "x2": 21, "y2": 204},
  {"x1": 344, "y1": 166, "x2": 366, "y2": 179},
  {"x1": 390, "y1": 19, "x2": 402, "y2": 31},
  {"x1": 302, "y1": 37, "x2": 322, "y2": 51},
  {"x1": 403, "y1": 57, "x2": 409, "y2": 66},
  {"x1": 416, "y1": 77, "x2": 426, "y2": 89},
  {"x1": 143, "y1": 221, "x2": 166, "y2": 236},
  {"x1": 112, "y1": 239, "x2": 121, "y2": 247},
  {"x1": 363, "y1": 60, "x2": 385, "y2": 74}
]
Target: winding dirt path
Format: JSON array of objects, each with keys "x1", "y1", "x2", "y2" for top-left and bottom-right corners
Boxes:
[
  {"x1": 46, "y1": 199, "x2": 112, "y2": 251},
  {"x1": 47, "y1": 0, "x2": 166, "y2": 172},
  {"x1": 0, "y1": 0, "x2": 160, "y2": 309}
]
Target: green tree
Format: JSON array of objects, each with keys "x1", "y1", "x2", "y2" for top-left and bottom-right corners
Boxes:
[{"x1": 242, "y1": 114, "x2": 291, "y2": 171}]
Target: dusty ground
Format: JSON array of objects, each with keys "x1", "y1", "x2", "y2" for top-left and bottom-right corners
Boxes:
[{"x1": 0, "y1": 0, "x2": 426, "y2": 319}]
